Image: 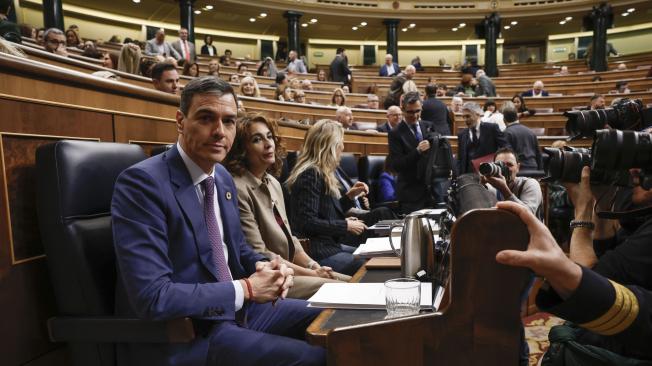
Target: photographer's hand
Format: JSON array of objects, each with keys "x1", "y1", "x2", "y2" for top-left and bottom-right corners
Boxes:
[
  {"x1": 484, "y1": 174, "x2": 512, "y2": 200},
  {"x1": 495, "y1": 201, "x2": 582, "y2": 300},
  {"x1": 565, "y1": 167, "x2": 599, "y2": 268}
]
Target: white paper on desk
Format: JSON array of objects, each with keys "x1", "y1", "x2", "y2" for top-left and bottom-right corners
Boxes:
[
  {"x1": 352, "y1": 237, "x2": 400, "y2": 258},
  {"x1": 307, "y1": 282, "x2": 433, "y2": 310}
]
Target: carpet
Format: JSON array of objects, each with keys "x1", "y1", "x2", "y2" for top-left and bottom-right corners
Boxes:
[{"x1": 524, "y1": 312, "x2": 565, "y2": 365}]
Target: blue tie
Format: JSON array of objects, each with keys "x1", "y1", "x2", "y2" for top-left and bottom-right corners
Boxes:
[{"x1": 412, "y1": 124, "x2": 423, "y2": 142}]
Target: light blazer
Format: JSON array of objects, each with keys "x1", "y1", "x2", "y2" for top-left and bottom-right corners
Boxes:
[
  {"x1": 233, "y1": 170, "x2": 303, "y2": 261},
  {"x1": 144, "y1": 38, "x2": 181, "y2": 59},
  {"x1": 171, "y1": 39, "x2": 197, "y2": 61},
  {"x1": 379, "y1": 62, "x2": 400, "y2": 77},
  {"x1": 111, "y1": 145, "x2": 265, "y2": 365}
]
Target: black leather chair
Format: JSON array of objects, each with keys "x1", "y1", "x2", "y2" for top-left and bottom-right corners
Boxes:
[
  {"x1": 338, "y1": 153, "x2": 358, "y2": 183},
  {"x1": 35, "y1": 140, "x2": 194, "y2": 366}
]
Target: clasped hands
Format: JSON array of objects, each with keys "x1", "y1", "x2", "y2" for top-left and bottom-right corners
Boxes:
[{"x1": 244, "y1": 256, "x2": 294, "y2": 304}]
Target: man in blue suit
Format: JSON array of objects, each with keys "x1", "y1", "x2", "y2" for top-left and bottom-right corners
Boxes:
[
  {"x1": 379, "y1": 53, "x2": 400, "y2": 77},
  {"x1": 111, "y1": 77, "x2": 325, "y2": 366},
  {"x1": 521, "y1": 80, "x2": 549, "y2": 97}
]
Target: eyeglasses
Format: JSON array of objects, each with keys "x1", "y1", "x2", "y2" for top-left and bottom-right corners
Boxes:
[
  {"x1": 387, "y1": 113, "x2": 402, "y2": 117},
  {"x1": 404, "y1": 109, "x2": 422, "y2": 115}
]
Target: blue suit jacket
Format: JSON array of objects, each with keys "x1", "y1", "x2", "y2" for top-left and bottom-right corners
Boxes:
[
  {"x1": 521, "y1": 89, "x2": 549, "y2": 97},
  {"x1": 379, "y1": 63, "x2": 400, "y2": 77},
  {"x1": 111, "y1": 145, "x2": 265, "y2": 365}
]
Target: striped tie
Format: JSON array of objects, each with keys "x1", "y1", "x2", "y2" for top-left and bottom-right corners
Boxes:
[{"x1": 202, "y1": 176, "x2": 232, "y2": 282}]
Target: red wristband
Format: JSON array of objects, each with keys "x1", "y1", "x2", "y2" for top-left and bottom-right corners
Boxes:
[{"x1": 243, "y1": 278, "x2": 254, "y2": 301}]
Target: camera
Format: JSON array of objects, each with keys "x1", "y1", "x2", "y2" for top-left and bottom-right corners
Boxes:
[
  {"x1": 543, "y1": 129, "x2": 652, "y2": 188},
  {"x1": 479, "y1": 161, "x2": 510, "y2": 180},
  {"x1": 564, "y1": 98, "x2": 646, "y2": 139},
  {"x1": 542, "y1": 146, "x2": 591, "y2": 183}
]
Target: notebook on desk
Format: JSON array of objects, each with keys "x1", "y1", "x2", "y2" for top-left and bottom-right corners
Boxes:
[{"x1": 365, "y1": 257, "x2": 401, "y2": 269}]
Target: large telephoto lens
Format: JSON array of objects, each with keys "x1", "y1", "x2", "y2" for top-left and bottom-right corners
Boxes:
[
  {"x1": 479, "y1": 161, "x2": 509, "y2": 178},
  {"x1": 564, "y1": 109, "x2": 617, "y2": 139},
  {"x1": 543, "y1": 147, "x2": 592, "y2": 182},
  {"x1": 592, "y1": 129, "x2": 652, "y2": 171}
]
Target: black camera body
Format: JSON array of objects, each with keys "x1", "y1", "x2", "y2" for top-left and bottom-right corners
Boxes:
[{"x1": 479, "y1": 161, "x2": 511, "y2": 181}]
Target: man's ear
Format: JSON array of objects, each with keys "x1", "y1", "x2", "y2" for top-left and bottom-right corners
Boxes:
[{"x1": 175, "y1": 110, "x2": 184, "y2": 134}]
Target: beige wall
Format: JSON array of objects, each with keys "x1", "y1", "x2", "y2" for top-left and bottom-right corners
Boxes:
[
  {"x1": 307, "y1": 45, "x2": 361, "y2": 69},
  {"x1": 547, "y1": 38, "x2": 575, "y2": 62},
  {"x1": 609, "y1": 28, "x2": 652, "y2": 56}
]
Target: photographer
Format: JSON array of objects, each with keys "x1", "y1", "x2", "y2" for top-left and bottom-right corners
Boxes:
[
  {"x1": 482, "y1": 147, "x2": 543, "y2": 217},
  {"x1": 496, "y1": 202, "x2": 652, "y2": 365},
  {"x1": 565, "y1": 166, "x2": 652, "y2": 288}
]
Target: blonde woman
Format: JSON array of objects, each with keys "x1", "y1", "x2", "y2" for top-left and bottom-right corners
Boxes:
[
  {"x1": 330, "y1": 88, "x2": 346, "y2": 107},
  {"x1": 224, "y1": 115, "x2": 350, "y2": 298},
  {"x1": 286, "y1": 120, "x2": 367, "y2": 275},
  {"x1": 239, "y1": 76, "x2": 261, "y2": 97}
]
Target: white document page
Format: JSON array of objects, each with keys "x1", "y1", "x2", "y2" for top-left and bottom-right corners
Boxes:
[{"x1": 307, "y1": 282, "x2": 433, "y2": 310}]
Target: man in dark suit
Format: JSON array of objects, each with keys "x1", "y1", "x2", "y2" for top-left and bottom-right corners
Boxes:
[
  {"x1": 388, "y1": 91, "x2": 439, "y2": 213},
  {"x1": 521, "y1": 80, "x2": 549, "y2": 97},
  {"x1": 111, "y1": 77, "x2": 325, "y2": 366},
  {"x1": 329, "y1": 47, "x2": 351, "y2": 84},
  {"x1": 456, "y1": 102, "x2": 509, "y2": 175},
  {"x1": 379, "y1": 53, "x2": 400, "y2": 77},
  {"x1": 171, "y1": 27, "x2": 196, "y2": 64},
  {"x1": 421, "y1": 83, "x2": 452, "y2": 136},
  {"x1": 377, "y1": 105, "x2": 402, "y2": 133},
  {"x1": 503, "y1": 105, "x2": 542, "y2": 171},
  {"x1": 475, "y1": 69, "x2": 497, "y2": 97}
]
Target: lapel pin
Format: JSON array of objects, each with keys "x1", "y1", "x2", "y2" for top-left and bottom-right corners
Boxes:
[{"x1": 225, "y1": 191, "x2": 232, "y2": 200}]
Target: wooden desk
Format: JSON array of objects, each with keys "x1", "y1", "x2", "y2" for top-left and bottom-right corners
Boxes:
[{"x1": 306, "y1": 208, "x2": 530, "y2": 365}]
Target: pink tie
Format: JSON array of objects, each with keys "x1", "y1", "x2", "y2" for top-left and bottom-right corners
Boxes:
[
  {"x1": 202, "y1": 176, "x2": 232, "y2": 282},
  {"x1": 184, "y1": 41, "x2": 190, "y2": 61}
]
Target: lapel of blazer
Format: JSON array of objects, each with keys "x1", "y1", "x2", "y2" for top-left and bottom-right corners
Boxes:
[
  {"x1": 166, "y1": 146, "x2": 220, "y2": 281},
  {"x1": 398, "y1": 121, "x2": 418, "y2": 149}
]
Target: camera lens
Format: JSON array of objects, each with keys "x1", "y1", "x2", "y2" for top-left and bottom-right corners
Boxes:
[
  {"x1": 543, "y1": 147, "x2": 591, "y2": 182},
  {"x1": 479, "y1": 162, "x2": 499, "y2": 177},
  {"x1": 592, "y1": 129, "x2": 652, "y2": 171}
]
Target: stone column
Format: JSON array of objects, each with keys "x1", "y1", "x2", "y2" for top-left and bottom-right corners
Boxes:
[
  {"x1": 383, "y1": 19, "x2": 400, "y2": 62},
  {"x1": 179, "y1": 0, "x2": 196, "y2": 44},
  {"x1": 283, "y1": 11, "x2": 303, "y2": 56},
  {"x1": 480, "y1": 12, "x2": 500, "y2": 77},
  {"x1": 43, "y1": 0, "x2": 64, "y2": 30},
  {"x1": 589, "y1": 3, "x2": 612, "y2": 72}
]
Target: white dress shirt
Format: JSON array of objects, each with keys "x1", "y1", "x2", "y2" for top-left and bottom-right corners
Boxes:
[
  {"x1": 177, "y1": 142, "x2": 245, "y2": 310},
  {"x1": 386, "y1": 64, "x2": 395, "y2": 75}
]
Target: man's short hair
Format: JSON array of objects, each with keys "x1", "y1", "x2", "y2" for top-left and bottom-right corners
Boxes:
[
  {"x1": 367, "y1": 94, "x2": 379, "y2": 102},
  {"x1": 43, "y1": 27, "x2": 64, "y2": 41},
  {"x1": 616, "y1": 81, "x2": 628, "y2": 88},
  {"x1": 275, "y1": 72, "x2": 287, "y2": 84},
  {"x1": 401, "y1": 91, "x2": 421, "y2": 109},
  {"x1": 494, "y1": 147, "x2": 519, "y2": 163},
  {"x1": 461, "y1": 102, "x2": 482, "y2": 115},
  {"x1": 336, "y1": 105, "x2": 351, "y2": 116},
  {"x1": 590, "y1": 94, "x2": 604, "y2": 102},
  {"x1": 151, "y1": 62, "x2": 177, "y2": 81},
  {"x1": 336, "y1": 47, "x2": 344, "y2": 54},
  {"x1": 180, "y1": 76, "x2": 237, "y2": 116},
  {"x1": 502, "y1": 104, "x2": 518, "y2": 123},
  {"x1": 425, "y1": 83, "x2": 437, "y2": 97}
]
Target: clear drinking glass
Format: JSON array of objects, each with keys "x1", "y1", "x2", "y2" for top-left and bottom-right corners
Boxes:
[{"x1": 385, "y1": 278, "x2": 421, "y2": 318}]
